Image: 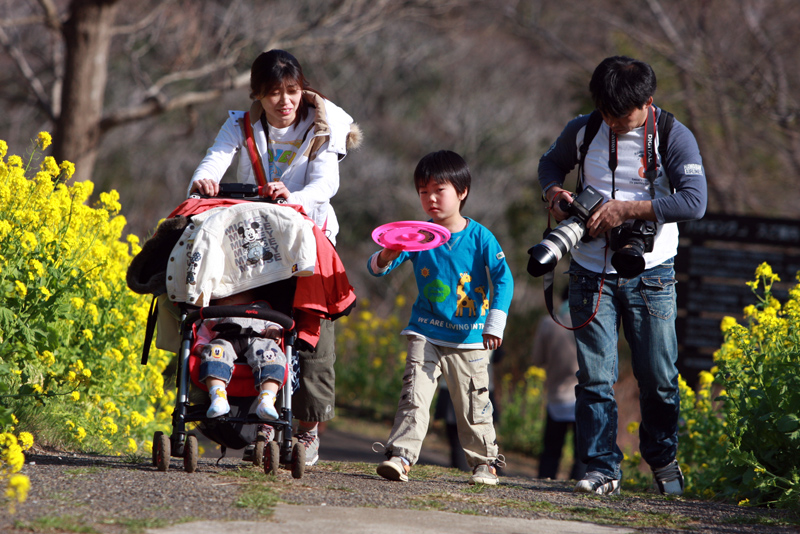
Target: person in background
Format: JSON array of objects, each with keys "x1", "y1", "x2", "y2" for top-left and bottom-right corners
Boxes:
[{"x1": 530, "y1": 287, "x2": 586, "y2": 481}]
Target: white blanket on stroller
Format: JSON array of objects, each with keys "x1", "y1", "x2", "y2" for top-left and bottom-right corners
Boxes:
[{"x1": 165, "y1": 202, "x2": 317, "y2": 306}]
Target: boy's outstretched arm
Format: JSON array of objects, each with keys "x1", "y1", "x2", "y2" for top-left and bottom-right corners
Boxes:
[{"x1": 376, "y1": 248, "x2": 401, "y2": 269}]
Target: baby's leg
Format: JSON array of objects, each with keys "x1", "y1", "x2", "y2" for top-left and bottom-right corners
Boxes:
[
  {"x1": 199, "y1": 340, "x2": 236, "y2": 417},
  {"x1": 245, "y1": 338, "x2": 287, "y2": 420}
]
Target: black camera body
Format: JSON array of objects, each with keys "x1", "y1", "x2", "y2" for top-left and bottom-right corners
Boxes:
[
  {"x1": 609, "y1": 219, "x2": 658, "y2": 278},
  {"x1": 527, "y1": 185, "x2": 604, "y2": 277}
]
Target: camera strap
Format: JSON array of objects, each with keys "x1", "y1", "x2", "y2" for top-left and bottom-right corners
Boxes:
[
  {"x1": 608, "y1": 106, "x2": 658, "y2": 200},
  {"x1": 543, "y1": 245, "x2": 608, "y2": 331}
]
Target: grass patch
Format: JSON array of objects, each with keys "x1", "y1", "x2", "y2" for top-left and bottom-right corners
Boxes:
[
  {"x1": 410, "y1": 464, "x2": 461, "y2": 481},
  {"x1": 235, "y1": 484, "x2": 280, "y2": 516},
  {"x1": 407, "y1": 496, "x2": 449, "y2": 511},
  {"x1": 720, "y1": 514, "x2": 799, "y2": 527},
  {"x1": 45, "y1": 489, "x2": 77, "y2": 503},
  {"x1": 321, "y1": 461, "x2": 376, "y2": 477},
  {"x1": 13, "y1": 516, "x2": 99, "y2": 533},
  {"x1": 325, "y1": 485, "x2": 356, "y2": 492},
  {"x1": 218, "y1": 465, "x2": 279, "y2": 483},
  {"x1": 499, "y1": 498, "x2": 558, "y2": 513},
  {"x1": 122, "y1": 453, "x2": 148, "y2": 465},
  {"x1": 564, "y1": 505, "x2": 690, "y2": 529}
]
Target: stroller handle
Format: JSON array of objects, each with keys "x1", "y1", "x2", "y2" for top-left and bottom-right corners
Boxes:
[
  {"x1": 185, "y1": 305, "x2": 294, "y2": 331},
  {"x1": 190, "y1": 183, "x2": 288, "y2": 201}
]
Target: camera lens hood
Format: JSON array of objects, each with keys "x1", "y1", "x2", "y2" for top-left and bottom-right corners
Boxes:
[{"x1": 611, "y1": 248, "x2": 646, "y2": 278}]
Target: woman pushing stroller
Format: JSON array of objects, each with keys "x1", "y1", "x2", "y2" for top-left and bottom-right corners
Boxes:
[{"x1": 188, "y1": 48, "x2": 361, "y2": 465}]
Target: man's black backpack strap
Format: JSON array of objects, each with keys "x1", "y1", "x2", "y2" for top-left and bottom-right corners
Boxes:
[
  {"x1": 657, "y1": 110, "x2": 674, "y2": 191},
  {"x1": 577, "y1": 110, "x2": 604, "y2": 193}
]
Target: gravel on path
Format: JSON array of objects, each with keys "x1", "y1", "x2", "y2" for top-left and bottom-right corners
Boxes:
[{"x1": 3, "y1": 443, "x2": 797, "y2": 534}]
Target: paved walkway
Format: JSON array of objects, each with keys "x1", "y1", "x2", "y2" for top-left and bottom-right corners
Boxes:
[
  {"x1": 156, "y1": 427, "x2": 634, "y2": 534},
  {"x1": 148, "y1": 504, "x2": 635, "y2": 534}
]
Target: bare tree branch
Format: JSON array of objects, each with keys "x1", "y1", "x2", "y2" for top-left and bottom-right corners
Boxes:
[
  {"x1": 36, "y1": 0, "x2": 63, "y2": 30},
  {"x1": 0, "y1": 25, "x2": 54, "y2": 120}
]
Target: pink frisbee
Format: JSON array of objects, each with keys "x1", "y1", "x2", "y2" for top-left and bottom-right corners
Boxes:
[{"x1": 372, "y1": 221, "x2": 451, "y2": 251}]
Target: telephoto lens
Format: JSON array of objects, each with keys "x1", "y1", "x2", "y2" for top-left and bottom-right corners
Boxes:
[
  {"x1": 527, "y1": 186, "x2": 604, "y2": 277},
  {"x1": 527, "y1": 218, "x2": 586, "y2": 277}
]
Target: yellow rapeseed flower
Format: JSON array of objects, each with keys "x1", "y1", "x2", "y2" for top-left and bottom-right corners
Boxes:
[
  {"x1": 17, "y1": 433, "x2": 33, "y2": 451},
  {"x1": 36, "y1": 131, "x2": 52, "y2": 150},
  {"x1": 14, "y1": 280, "x2": 27, "y2": 298}
]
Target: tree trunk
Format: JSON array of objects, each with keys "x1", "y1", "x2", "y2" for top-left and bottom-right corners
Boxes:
[{"x1": 53, "y1": 0, "x2": 120, "y2": 181}]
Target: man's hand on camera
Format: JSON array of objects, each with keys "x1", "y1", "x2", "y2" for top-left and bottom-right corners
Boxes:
[
  {"x1": 586, "y1": 199, "x2": 656, "y2": 238},
  {"x1": 546, "y1": 187, "x2": 572, "y2": 222}
]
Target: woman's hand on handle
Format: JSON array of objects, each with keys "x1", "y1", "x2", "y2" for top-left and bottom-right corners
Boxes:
[{"x1": 190, "y1": 179, "x2": 220, "y2": 197}]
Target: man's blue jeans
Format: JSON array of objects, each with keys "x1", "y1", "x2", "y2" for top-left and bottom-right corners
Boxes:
[{"x1": 568, "y1": 259, "x2": 680, "y2": 479}]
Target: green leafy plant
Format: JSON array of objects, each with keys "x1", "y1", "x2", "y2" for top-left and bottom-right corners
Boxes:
[
  {"x1": 0, "y1": 134, "x2": 174, "y2": 511},
  {"x1": 711, "y1": 263, "x2": 800, "y2": 509}
]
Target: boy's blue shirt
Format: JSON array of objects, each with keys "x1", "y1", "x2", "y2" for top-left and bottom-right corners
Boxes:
[{"x1": 368, "y1": 218, "x2": 514, "y2": 347}]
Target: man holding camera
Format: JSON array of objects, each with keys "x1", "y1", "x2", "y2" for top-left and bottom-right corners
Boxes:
[{"x1": 536, "y1": 56, "x2": 707, "y2": 495}]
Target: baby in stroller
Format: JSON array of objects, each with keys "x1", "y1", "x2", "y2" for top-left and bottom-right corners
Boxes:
[{"x1": 197, "y1": 289, "x2": 287, "y2": 421}]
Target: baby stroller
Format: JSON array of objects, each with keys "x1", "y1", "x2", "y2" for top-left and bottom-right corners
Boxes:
[
  {"x1": 153, "y1": 293, "x2": 305, "y2": 477},
  {"x1": 129, "y1": 184, "x2": 356, "y2": 477}
]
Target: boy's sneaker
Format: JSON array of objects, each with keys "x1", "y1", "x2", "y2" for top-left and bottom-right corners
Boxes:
[
  {"x1": 574, "y1": 471, "x2": 621, "y2": 495},
  {"x1": 469, "y1": 455, "x2": 505, "y2": 485},
  {"x1": 652, "y1": 460, "x2": 684, "y2": 496},
  {"x1": 295, "y1": 429, "x2": 319, "y2": 466},
  {"x1": 469, "y1": 464, "x2": 499, "y2": 485},
  {"x1": 377, "y1": 456, "x2": 410, "y2": 482}
]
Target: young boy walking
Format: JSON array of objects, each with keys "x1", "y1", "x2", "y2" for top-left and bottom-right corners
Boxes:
[{"x1": 368, "y1": 150, "x2": 514, "y2": 485}]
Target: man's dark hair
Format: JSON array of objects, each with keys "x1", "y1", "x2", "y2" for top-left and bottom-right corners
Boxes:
[
  {"x1": 413, "y1": 150, "x2": 471, "y2": 209},
  {"x1": 589, "y1": 56, "x2": 657, "y2": 118}
]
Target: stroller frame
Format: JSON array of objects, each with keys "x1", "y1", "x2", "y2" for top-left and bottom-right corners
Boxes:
[{"x1": 151, "y1": 189, "x2": 309, "y2": 477}]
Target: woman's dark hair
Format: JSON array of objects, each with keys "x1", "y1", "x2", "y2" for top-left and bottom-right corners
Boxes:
[
  {"x1": 250, "y1": 49, "x2": 317, "y2": 126},
  {"x1": 589, "y1": 56, "x2": 657, "y2": 118},
  {"x1": 413, "y1": 150, "x2": 471, "y2": 209}
]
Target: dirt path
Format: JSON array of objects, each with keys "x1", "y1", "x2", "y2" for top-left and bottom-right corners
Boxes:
[{"x1": 4, "y1": 424, "x2": 797, "y2": 534}]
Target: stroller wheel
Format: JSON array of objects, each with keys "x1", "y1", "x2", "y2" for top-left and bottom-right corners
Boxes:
[
  {"x1": 152, "y1": 431, "x2": 163, "y2": 467},
  {"x1": 253, "y1": 438, "x2": 266, "y2": 467},
  {"x1": 264, "y1": 440, "x2": 280, "y2": 476},
  {"x1": 184, "y1": 434, "x2": 199, "y2": 473},
  {"x1": 155, "y1": 432, "x2": 171, "y2": 472},
  {"x1": 291, "y1": 441, "x2": 306, "y2": 479}
]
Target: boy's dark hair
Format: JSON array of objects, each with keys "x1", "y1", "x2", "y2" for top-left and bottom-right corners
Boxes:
[
  {"x1": 589, "y1": 56, "x2": 657, "y2": 118},
  {"x1": 250, "y1": 49, "x2": 317, "y2": 126},
  {"x1": 413, "y1": 150, "x2": 471, "y2": 209}
]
